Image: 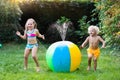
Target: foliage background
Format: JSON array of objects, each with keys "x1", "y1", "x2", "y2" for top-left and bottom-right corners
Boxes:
[
  {"x1": 0, "y1": 0, "x2": 22, "y2": 43},
  {"x1": 0, "y1": 0, "x2": 95, "y2": 43},
  {"x1": 92, "y1": 0, "x2": 120, "y2": 50},
  {"x1": 0, "y1": 0, "x2": 120, "y2": 50}
]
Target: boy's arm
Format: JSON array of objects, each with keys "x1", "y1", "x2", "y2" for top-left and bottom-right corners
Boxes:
[
  {"x1": 81, "y1": 37, "x2": 89, "y2": 48},
  {"x1": 98, "y1": 36, "x2": 105, "y2": 48}
]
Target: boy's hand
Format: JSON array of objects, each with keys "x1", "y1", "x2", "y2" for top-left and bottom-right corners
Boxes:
[
  {"x1": 79, "y1": 46, "x2": 83, "y2": 49},
  {"x1": 101, "y1": 45, "x2": 105, "y2": 48},
  {"x1": 101, "y1": 46, "x2": 106, "y2": 49}
]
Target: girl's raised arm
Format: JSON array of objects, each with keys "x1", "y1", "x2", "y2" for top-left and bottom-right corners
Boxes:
[
  {"x1": 16, "y1": 31, "x2": 26, "y2": 39},
  {"x1": 36, "y1": 29, "x2": 45, "y2": 40}
]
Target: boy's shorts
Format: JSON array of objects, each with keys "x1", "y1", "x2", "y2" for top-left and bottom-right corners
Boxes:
[
  {"x1": 26, "y1": 43, "x2": 38, "y2": 49},
  {"x1": 87, "y1": 48, "x2": 100, "y2": 58}
]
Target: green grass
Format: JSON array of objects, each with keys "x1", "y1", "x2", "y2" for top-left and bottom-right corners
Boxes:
[{"x1": 0, "y1": 42, "x2": 120, "y2": 80}]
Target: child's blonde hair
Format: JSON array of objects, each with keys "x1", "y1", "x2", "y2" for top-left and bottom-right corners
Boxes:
[
  {"x1": 88, "y1": 25, "x2": 100, "y2": 34},
  {"x1": 25, "y1": 18, "x2": 37, "y2": 31}
]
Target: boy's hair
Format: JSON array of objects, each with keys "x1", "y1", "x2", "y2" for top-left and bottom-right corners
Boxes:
[
  {"x1": 88, "y1": 25, "x2": 100, "y2": 34},
  {"x1": 25, "y1": 18, "x2": 37, "y2": 31}
]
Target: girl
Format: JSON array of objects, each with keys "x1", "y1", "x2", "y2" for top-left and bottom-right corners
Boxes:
[
  {"x1": 80, "y1": 25, "x2": 105, "y2": 71},
  {"x1": 16, "y1": 18, "x2": 45, "y2": 72}
]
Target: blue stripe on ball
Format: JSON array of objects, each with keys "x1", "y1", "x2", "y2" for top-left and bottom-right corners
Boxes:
[{"x1": 52, "y1": 44, "x2": 70, "y2": 72}]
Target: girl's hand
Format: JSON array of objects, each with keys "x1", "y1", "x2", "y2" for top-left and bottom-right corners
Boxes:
[
  {"x1": 16, "y1": 31, "x2": 21, "y2": 36},
  {"x1": 42, "y1": 35, "x2": 45, "y2": 40}
]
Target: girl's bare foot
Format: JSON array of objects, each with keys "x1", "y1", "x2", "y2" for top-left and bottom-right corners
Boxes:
[
  {"x1": 87, "y1": 66, "x2": 90, "y2": 71},
  {"x1": 36, "y1": 67, "x2": 40, "y2": 72}
]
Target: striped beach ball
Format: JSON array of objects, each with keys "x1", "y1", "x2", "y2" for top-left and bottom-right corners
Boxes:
[{"x1": 46, "y1": 41, "x2": 81, "y2": 72}]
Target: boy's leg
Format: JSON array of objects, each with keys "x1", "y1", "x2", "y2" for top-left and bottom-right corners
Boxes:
[
  {"x1": 24, "y1": 48, "x2": 30, "y2": 70},
  {"x1": 93, "y1": 57, "x2": 97, "y2": 71},
  {"x1": 87, "y1": 53, "x2": 92, "y2": 70},
  {"x1": 32, "y1": 46, "x2": 40, "y2": 72},
  {"x1": 93, "y1": 49, "x2": 100, "y2": 71}
]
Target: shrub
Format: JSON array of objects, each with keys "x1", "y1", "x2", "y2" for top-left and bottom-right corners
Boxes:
[
  {"x1": 92, "y1": 0, "x2": 120, "y2": 50},
  {"x1": 75, "y1": 14, "x2": 99, "y2": 45},
  {"x1": 0, "y1": 0, "x2": 22, "y2": 43}
]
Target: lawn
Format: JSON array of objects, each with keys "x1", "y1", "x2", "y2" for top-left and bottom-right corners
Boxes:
[{"x1": 0, "y1": 42, "x2": 120, "y2": 80}]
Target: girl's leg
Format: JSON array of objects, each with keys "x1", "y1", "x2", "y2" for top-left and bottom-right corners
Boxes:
[
  {"x1": 32, "y1": 46, "x2": 40, "y2": 72},
  {"x1": 93, "y1": 57, "x2": 97, "y2": 71},
  {"x1": 87, "y1": 53, "x2": 92, "y2": 70},
  {"x1": 24, "y1": 48, "x2": 30, "y2": 70}
]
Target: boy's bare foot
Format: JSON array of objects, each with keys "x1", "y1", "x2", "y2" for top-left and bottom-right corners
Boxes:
[
  {"x1": 94, "y1": 68, "x2": 96, "y2": 71},
  {"x1": 36, "y1": 67, "x2": 40, "y2": 72},
  {"x1": 87, "y1": 66, "x2": 90, "y2": 71},
  {"x1": 24, "y1": 67, "x2": 27, "y2": 70}
]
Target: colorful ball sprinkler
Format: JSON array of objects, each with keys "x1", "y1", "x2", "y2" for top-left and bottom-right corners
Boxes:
[{"x1": 46, "y1": 21, "x2": 82, "y2": 72}]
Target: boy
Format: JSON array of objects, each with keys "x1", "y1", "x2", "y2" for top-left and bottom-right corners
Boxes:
[{"x1": 80, "y1": 25, "x2": 105, "y2": 71}]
